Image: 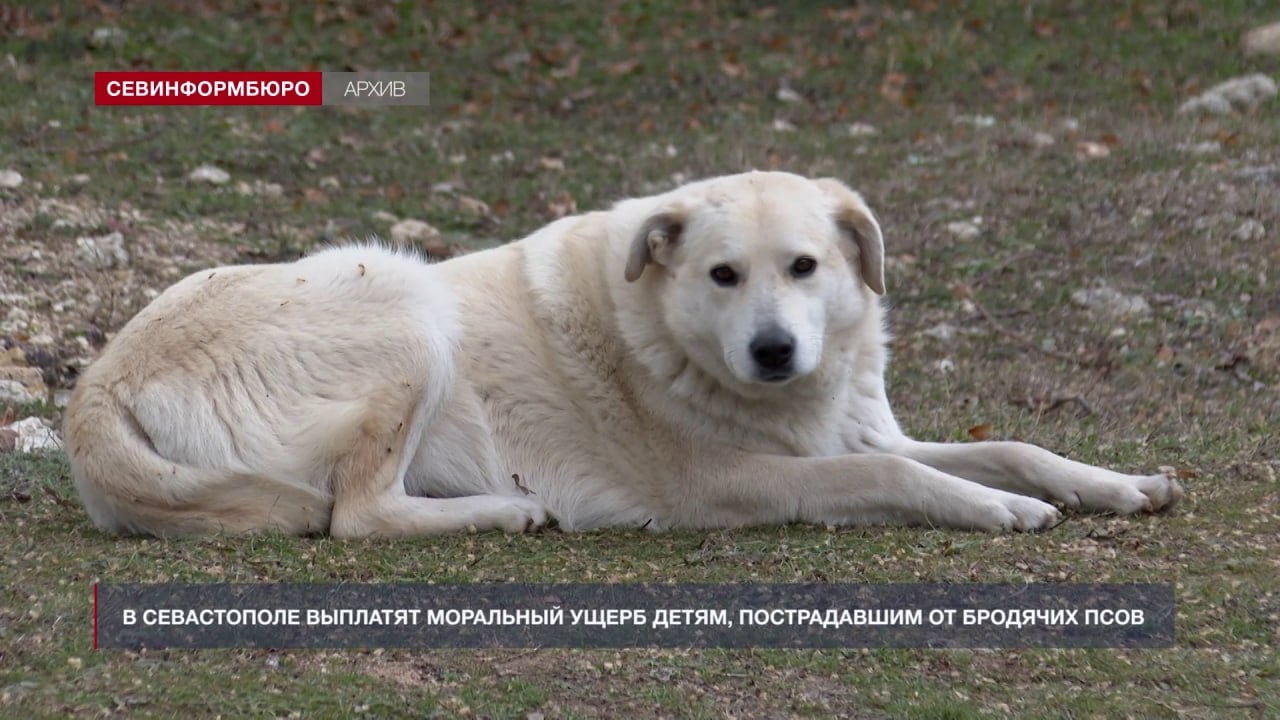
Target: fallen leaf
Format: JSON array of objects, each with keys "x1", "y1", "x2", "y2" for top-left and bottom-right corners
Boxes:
[
  {"x1": 606, "y1": 58, "x2": 640, "y2": 76},
  {"x1": 546, "y1": 191, "x2": 577, "y2": 219},
  {"x1": 1155, "y1": 344, "x2": 1174, "y2": 362},
  {"x1": 968, "y1": 424, "x2": 994, "y2": 441}
]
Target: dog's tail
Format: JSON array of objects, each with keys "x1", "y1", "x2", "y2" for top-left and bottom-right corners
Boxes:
[{"x1": 65, "y1": 384, "x2": 332, "y2": 537}]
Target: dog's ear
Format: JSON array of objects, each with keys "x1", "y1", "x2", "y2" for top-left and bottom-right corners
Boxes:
[
  {"x1": 816, "y1": 178, "x2": 885, "y2": 295},
  {"x1": 624, "y1": 208, "x2": 686, "y2": 282}
]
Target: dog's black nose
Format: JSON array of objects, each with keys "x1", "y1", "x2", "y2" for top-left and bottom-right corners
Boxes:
[{"x1": 749, "y1": 327, "x2": 795, "y2": 373}]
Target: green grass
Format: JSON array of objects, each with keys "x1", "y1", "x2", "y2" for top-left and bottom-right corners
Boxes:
[{"x1": 3, "y1": 1, "x2": 1280, "y2": 718}]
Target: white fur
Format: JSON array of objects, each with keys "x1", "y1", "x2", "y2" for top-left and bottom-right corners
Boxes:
[{"x1": 64, "y1": 172, "x2": 1182, "y2": 537}]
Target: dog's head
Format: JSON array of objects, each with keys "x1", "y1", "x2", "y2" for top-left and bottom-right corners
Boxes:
[{"x1": 623, "y1": 172, "x2": 884, "y2": 391}]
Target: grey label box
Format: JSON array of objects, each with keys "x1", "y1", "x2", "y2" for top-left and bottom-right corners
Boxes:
[
  {"x1": 322, "y1": 72, "x2": 430, "y2": 106},
  {"x1": 96, "y1": 583, "x2": 1175, "y2": 649}
]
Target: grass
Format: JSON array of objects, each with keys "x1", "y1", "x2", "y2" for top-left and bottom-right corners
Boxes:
[{"x1": 2, "y1": 0, "x2": 1279, "y2": 717}]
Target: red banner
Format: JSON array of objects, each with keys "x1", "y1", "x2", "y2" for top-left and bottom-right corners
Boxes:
[{"x1": 95, "y1": 71, "x2": 323, "y2": 106}]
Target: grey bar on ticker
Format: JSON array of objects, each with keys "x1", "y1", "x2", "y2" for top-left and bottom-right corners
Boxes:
[{"x1": 322, "y1": 72, "x2": 430, "y2": 107}]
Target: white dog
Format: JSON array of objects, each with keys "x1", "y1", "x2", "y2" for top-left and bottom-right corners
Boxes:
[{"x1": 65, "y1": 171, "x2": 1182, "y2": 537}]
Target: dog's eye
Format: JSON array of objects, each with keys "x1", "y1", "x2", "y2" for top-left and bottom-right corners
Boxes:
[
  {"x1": 709, "y1": 265, "x2": 739, "y2": 286},
  {"x1": 791, "y1": 256, "x2": 817, "y2": 277}
]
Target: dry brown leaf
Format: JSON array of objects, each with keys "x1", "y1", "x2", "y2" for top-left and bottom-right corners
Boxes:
[
  {"x1": 546, "y1": 191, "x2": 577, "y2": 219},
  {"x1": 968, "y1": 424, "x2": 994, "y2": 441},
  {"x1": 606, "y1": 58, "x2": 640, "y2": 77}
]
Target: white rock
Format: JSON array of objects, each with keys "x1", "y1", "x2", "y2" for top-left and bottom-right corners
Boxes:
[
  {"x1": 945, "y1": 220, "x2": 982, "y2": 241},
  {"x1": 1057, "y1": 117, "x2": 1081, "y2": 135},
  {"x1": 847, "y1": 122, "x2": 878, "y2": 137},
  {"x1": 1029, "y1": 131, "x2": 1055, "y2": 148},
  {"x1": 1181, "y1": 140, "x2": 1221, "y2": 155},
  {"x1": 89, "y1": 27, "x2": 127, "y2": 49},
  {"x1": 235, "y1": 180, "x2": 283, "y2": 198},
  {"x1": 1232, "y1": 218, "x2": 1266, "y2": 242},
  {"x1": 935, "y1": 358, "x2": 956, "y2": 374},
  {"x1": 1075, "y1": 141, "x2": 1111, "y2": 159},
  {"x1": 0, "y1": 380, "x2": 37, "y2": 404},
  {"x1": 74, "y1": 232, "x2": 129, "y2": 269},
  {"x1": 923, "y1": 322, "x2": 957, "y2": 342},
  {"x1": 771, "y1": 118, "x2": 796, "y2": 132},
  {"x1": 371, "y1": 210, "x2": 399, "y2": 225},
  {"x1": 8, "y1": 417, "x2": 64, "y2": 454},
  {"x1": 70, "y1": 174, "x2": 91, "y2": 185},
  {"x1": 953, "y1": 114, "x2": 996, "y2": 128},
  {"x1": 0, "y1": 169, "x2": 22, "y2": 188},
  {"x1": 188, "y1": 164, "x2": 231, "y2": 184},
  {"x1": 389, "y1": 219, "x2": 440, "y2": 245},
  {"x1": 1243, "y1": 22, "x2": 1280, "y2": 56},
  {"x1": 1070, "y1": 286, "x2": 1151, "y2": 318},
  {"x1": 1178, "y1": 73, "x2": 1277, "y2": 115},
  {"x1": 776, "y1": 85, "x2": 803, "y2": 104}
]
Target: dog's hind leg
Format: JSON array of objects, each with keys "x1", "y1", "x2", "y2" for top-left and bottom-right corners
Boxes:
[{"x1": 327, "y1": 392, "x2": 546, "y2": 539}]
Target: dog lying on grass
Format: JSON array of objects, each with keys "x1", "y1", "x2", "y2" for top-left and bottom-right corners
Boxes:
[{"x1": 65, "y1": 171, "x2": 1182, "y2": 537}]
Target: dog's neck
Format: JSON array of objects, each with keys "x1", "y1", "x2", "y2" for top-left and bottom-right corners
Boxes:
[{"x1": 615, "y1": 300, "x2": 889, "y2": 456}]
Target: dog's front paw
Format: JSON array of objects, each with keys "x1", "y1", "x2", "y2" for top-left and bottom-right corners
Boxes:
[
  {"x1": 1061, "y1": 471, "x2": 1184, "y2": 515},
  {"x1": 962, "y1": 491, "x2": 1061, "y2": 533},
  {"x1": 1135, "y1": 470, "x2": 1183, "y2": 513}
]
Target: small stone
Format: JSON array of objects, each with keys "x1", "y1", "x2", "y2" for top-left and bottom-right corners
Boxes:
[
  {"x1": 0, "y1": 169, "x2": 23, "y2": 189},
  {"x1": 370, "y1": 210, "x2": 398, "y2": 225},
  {"x1": 771, "y1": 118, "x2": 796, "y2": 132},
  {"x1": 1029, "y1": 131, "x2": 1055, "y2": 148},
  {"x1": 1243, "y1": 22, "x2": 1280, "y2": 56},
  {"x1": 1075, "y1": 141, "x2": 1111, "y2": 160},
  {"x1": 776, "y1": 85, "x2": 803, "y2": 104},
  {"x1": 1233, "y1": 462, "x2": 1276, "y2": 483},
  {"x1": 456, "y1": 195, "x2": 490, "y2": 217},
  {"x1": 1231, "y1": 219, "x2": 1266, "y2": 242},
  {"x1": 88, "y1": 27, "x2": 127, "y2": 49},
  {"x1": 945, "y1": 220, "x2": 982, "y2": 241},
  {"x1": 70, "y1": 174, "x2": 91, "y2": 185},
  {"x1": 923, "y1": 322, "x2": 957, "y2": 342},
  {"x1": 1070, "y1": 286, "x2": 1151, "y2": 318},
  {"x1": 319, "y1": 176, "x2": 340, "y2": 190},
  {"x1": 235, "y1": 180, "x2": 284, "y2": 198},
  {"x1": 1181, "y1": 140, "x2": 1221, "y2": 155},
  {"x1": 1057, "y1": 117, "x2": 1081, "y2": 136},
  {"x1": 74, "y1": 232, "x2": 129, "y2": 269},
  {"x1": 389, "y1": 219, "x2": 441, "y2": 246},
  {"x1": 953, "y1": 114, "x2": 996, "y2": 128},
  {"x1": 847, "y1": 122, "x2": 878, "y2": 137},
  {"x1": 1178, "y1": 73, "x2": 1277, "y2": 115},
  {"x1": 0, "y1": 380, "x2": 37, "y2": 405},
  {"x1": 188, "y1": 164, "x2": 231, "y2": 185}
]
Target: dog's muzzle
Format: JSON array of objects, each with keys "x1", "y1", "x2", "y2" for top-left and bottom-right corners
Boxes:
[{"x1": 749, "y1": 326, "x2": 796, "y2": 382}]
